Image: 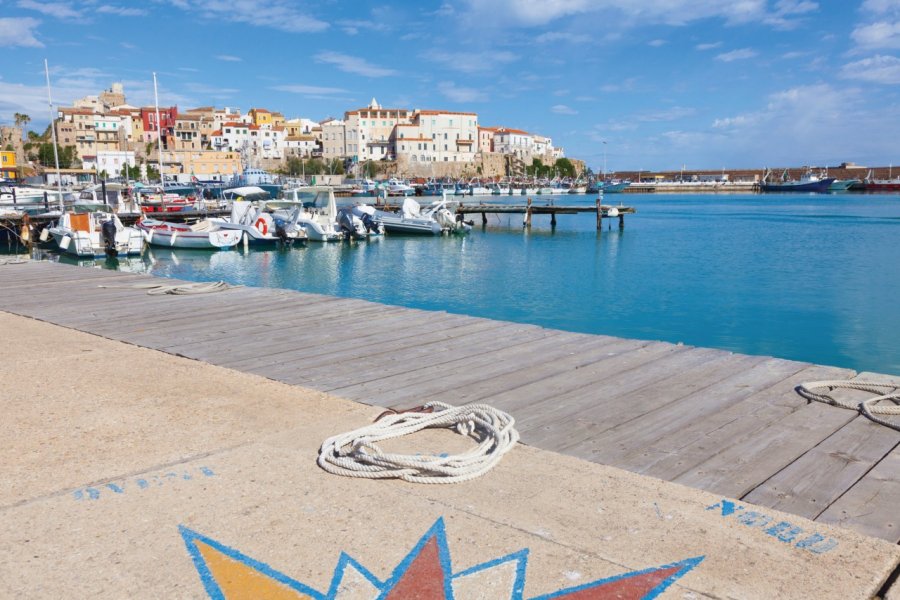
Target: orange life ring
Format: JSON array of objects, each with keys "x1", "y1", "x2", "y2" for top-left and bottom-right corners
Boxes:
[{"x1": 254, "y1": 217, "x2": 268, "y2": 235}]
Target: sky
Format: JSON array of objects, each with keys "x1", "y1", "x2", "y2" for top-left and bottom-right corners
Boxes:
[{"x1": 1, "y1": 0, "x2": 899, "y2": 172}]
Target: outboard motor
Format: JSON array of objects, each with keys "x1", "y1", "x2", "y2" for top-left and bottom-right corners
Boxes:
[
  {"x1": 273, "y1": 217, "x2": 290, "y2": 246},
  {"x1": 337, "y1": 207, "x2": 361, "y2": 240},
  {"x1": 101, "y1": 219, "x2": 118, "y2": 256},
  {"x1": 352, "y1": 204, "x2": 381, "y2": 234}
]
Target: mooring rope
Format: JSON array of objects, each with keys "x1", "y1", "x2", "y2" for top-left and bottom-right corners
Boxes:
[
  {"x1": 98, "y1": 281, "x2": 239, "y2": 295},
  {"x1": 0, "y1": 258, "x2": 28, "y2": 266},
  {"x1": 317, "y1": 402, "x2": 519, "y2": 484},
  {"x1": 797, "y1": 380, "x2": 900, "y2": 431}
]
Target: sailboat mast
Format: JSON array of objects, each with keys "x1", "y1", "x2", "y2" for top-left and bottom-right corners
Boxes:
[
  {"x1": 44, "y1": 59, "x2": 64, "y2": 212},
  {"x1": 153, "y1": 72, "x2": 164, "y2": 185}
]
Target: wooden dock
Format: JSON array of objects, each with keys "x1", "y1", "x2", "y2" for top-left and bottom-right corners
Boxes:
[
  {"x1": 0, "y1": 260, "x2": 896, "y2": 546},
  {"x1": 453, "y1": 198, "x2": 636, "y2": 228}
]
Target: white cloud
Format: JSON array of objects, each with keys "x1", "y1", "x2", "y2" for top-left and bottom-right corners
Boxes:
[
  {"x1": 424, "y1": 50, "x2": 518, "y2": 74},
  {"x1": 460, "y1": 0, "x2": 813, "y2": 28},
  {"x1": 0, "y1": 17, "x2": 43, "y2": 47},
  {"x1": 215, "y1": 55, "x2": 242, "y2": 62},
  {"x1": 696, "y1": 42, "x2": 722, "y2": 51},
  {"x1": 715, "y1": 48, "x2": 758, "y2": 62},
  {"x1": 852, "y1": 21, "x2": 900, "y2": 49},
  {"x1": 840, "y1": 54, "x2": 900, "y2": 84},
  {"x1": 161, "y1": 0, "x2": 328, "y2": 33},
  {"x1": 438, "y1": 82, "x2": 487, "y2": 103},
  {"x1": 535, "y1": 31, "x2": 592, "y2": 44},
  {"x1": 97, "y1": 5, "x2": 148, "y2": 17},
  {"x1": 271, "y1": 84, "x2": 350, "y2": 95},
  {"x1": 16, "y1": 0, "x2": 83, "y2": 19},
  {"x1": 648, "y1": 39, "x2": 667, "y2": 47},
  {"x1": 315, "y1": 52, "x2": 397, "y2": 77},
  {"x1": 552, "y1": 104, "x2": 578, "y2": 115},
  {"x1": 861, "y1": 0, "x2": 900, "y2": 14}
]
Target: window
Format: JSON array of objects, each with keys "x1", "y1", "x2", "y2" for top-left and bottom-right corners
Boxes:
[
  {"x1": 444, "y1": 133, "x2": 447, "y2": 140},
  {"x1": 444, "y1": 144, "x2": 447, "y2": 151},
  {"x1": 444, "y1": 157, "x2": 448, "y2": 162},
  {"x1": 449, "y1": 119, "x2": 453, "y2": 126}
]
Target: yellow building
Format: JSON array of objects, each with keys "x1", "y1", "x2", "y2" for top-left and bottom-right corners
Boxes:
[
  {"x1": 0, "y1": 150, "x2": 16, "y2": 180},
  {"x1": 160, "y1": 150, "x2": 242, "y2": 182},
  {"x1": 249, "y1": 108, "x2": 273, "y2": 127}
]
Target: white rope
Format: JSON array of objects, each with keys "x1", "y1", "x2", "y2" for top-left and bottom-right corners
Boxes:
[
  {"x1": 317, "y1": 402, "x2": 519, "y2": 484},
  {"x1": 98, "y1": 281, "x2": 239, "y2": 295},
  {"x1": 797, "y1": 380, "x2": 900, "y2": 431},
  {"x1": 0, "y1": 258, "x2": 28, "y2": 266}
]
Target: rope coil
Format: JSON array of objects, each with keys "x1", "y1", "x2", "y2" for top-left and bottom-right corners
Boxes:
[
  {"x1": 797, "y1": 380, "x2": 900, "y2": 431},
  {"x1": 98, "y1": 281, "x2": 238, "y2": 295},
  {"x1": 317, "y1": 402, "x2": 519, "y2": 484}
]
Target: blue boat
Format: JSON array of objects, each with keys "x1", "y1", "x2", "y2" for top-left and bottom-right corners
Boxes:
[
  {"x1": 761, "y1": 169, "x2": 834, "y2": 193},
  {"x1": 225, "y1": 168, "x2": 282, "y2": 198}
]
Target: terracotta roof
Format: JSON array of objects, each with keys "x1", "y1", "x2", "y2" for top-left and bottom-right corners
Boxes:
[
  {"x1": 414, "y1": 110, "x2": 478, "y2": 116},
  {"x1": 478, "y1": 126, "x2": 498, "y2": 132},
  {"x1": 496, "y1": 127, "x2": 530, "y2": 136},
  {"x1": 222, "y1": 122, "x2": 248, "y2": 128}
]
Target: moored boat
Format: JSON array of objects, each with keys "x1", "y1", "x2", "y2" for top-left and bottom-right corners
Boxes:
[
  {"x1": 137, "y1": 218, "x2": 243, "y2": 249},
  {"x1": 374, "y1": 197, "x2": 469, "y2": 235},
  {"x1": 211, "y1": 201, "x2": 306, "y2": 245},
  {"x1": 828, "y1": 179, "x2": 859, "y2": 192},
  {"x1": 48, "y1": 209, "x2": 143, "y2": 257},
  {"x1": 761, "y1": 169, "x2": 834, "y2": 193}
]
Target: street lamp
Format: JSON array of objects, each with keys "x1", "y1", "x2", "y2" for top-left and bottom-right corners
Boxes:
[{"x1": 602, "y1": 140, "x2": 607, "y2": 179}]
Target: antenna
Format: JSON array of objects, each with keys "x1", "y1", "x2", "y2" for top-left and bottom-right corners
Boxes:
[
  {"x1": 153, "y1": 72, "x2": 164, "y2": 185},
  {"x1": 44, "y1": 59, "x2": 64, "y2": 212}
]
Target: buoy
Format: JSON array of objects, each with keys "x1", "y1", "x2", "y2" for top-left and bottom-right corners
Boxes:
[
  {"x1": 608, "y1": 207, "x2": 619, "y2": 217},
  {"x1": 254, "y1": 217, "x2": 268, "y2": 235}
]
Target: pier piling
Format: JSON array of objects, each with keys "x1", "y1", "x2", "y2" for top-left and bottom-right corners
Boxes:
[{"x1": 595, "y1": 199, "x2": 603, "y2": 230}]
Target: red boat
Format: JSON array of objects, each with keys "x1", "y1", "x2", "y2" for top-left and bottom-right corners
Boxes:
[{"x1": 864, "y1": 179, "x2": 900, "y2": 192}]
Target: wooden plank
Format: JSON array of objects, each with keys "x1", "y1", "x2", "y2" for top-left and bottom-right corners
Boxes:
[
  {"x1": 561, "y1": 357, "x2": 808, "y2": 466},
  {"x1": 662, "y1": 370, "x2": 890, "y2": 500},
  {"x1": 370, "y1": 333, "x2": 630, "y2": 408},
  {"x1": 334, "y1": 329, "x2": 586, "y2": 406},
  {"x1": 816, "y1": 445, "x2": 900, "y2": 543},
  {"x1": 219, "y1": 313, "x2": 476, "y2": 371},
  {"x1": 519, "y1": 348, "x2": 751, "y2": 449},
  {"x1": 310, "y1": 322, "x2": 555, "y2": 389},
  {"x1": 537, "y1": 352, "x2": 766, "y2": 453},
  {"x1": 232, "y1": 318, "x2": 508, "y2": 383}
]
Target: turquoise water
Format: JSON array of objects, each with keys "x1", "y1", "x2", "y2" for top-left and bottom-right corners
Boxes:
[{"x1": 64, "y1": 193, "x2": 900, "y2": 375}]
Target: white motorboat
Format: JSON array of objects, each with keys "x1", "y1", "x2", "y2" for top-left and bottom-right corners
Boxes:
[
  {"x1": 383, "y1": 178, "x2": 415, "y2": 197},
  {"x1": 137, "y1": 218, "x2": 243, "y2": 249},
  {"x1": 47, "y1": 209, "x2": 143, "y2": 257},
  {"x1": 272, "y1": 186, "x2": 374, "y2": 242},
  {"x1": 375, "y1": 196, "x2": 470, "y2": 235},
  {"x1": 211, "y1": 201, "x2": 306, "y2": 245},
  {"x1": 222, "y1": 185, "x2": 271, "y2": 201}
]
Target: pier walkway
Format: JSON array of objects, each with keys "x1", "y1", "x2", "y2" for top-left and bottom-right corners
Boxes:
[{"x1": 0, "y1": 260, "x2": 898, "y2": 598}]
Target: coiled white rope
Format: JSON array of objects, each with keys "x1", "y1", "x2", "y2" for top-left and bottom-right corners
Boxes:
[
  {"x1": 317, "y1": 402, "x2": 519, "y2": 484},
  {"x1": 797, "y1": 380, "x2": 900, "y2": 431},
  {"x1": 98, "y1": 281, "x2": 238, "y2": 295},
  {"x1": 0, "y1": 258, "x2": 28, "y2": 266}
]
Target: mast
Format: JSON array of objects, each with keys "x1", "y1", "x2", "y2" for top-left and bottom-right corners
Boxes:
[
  {"x1": 153, "y1": 72, "x2": 164, "y2": 185},
  {"x1": 44, "y1": 59, "x2": 64, "y2": 212}
]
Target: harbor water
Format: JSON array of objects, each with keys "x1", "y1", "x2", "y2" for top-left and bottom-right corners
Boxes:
[{"x1": 58, "y1": 193, "x2": 900, "y2": 376}]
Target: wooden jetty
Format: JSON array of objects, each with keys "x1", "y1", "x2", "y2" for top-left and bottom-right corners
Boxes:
[
  {"x1": 452, "y1": 198, "x2": 636, "y2": 229},
  {"x1": 0, "y1": 261, "x2": 896, "y2": 549}
]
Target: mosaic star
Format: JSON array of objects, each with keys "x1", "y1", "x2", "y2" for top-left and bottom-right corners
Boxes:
[{"x1": 180, "y1": 518, "x2": 703, "y2": 599}]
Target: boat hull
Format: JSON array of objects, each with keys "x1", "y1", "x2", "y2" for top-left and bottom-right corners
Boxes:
[
  {"x1": 761, "y1": 178, "x2": 834, "y2": 193},
  {"x1": 138, "y1": 220, "x2": 242, "y2": 249},
  {"x1": 49, "y1": 229, "x2": 143, "y2": 257},
  {"x1": 864, "y1": 181, "x2": 900, "y2": 192}
]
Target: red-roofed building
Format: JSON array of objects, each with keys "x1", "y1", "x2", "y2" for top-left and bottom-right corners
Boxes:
[{"x1": 141, "y1": 106, "x2": 178, "y2": 147}]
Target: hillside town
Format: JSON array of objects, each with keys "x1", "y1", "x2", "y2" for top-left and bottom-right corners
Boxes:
[{"x1": 0, "y1": 83, "x2": 575, "y2": 186}]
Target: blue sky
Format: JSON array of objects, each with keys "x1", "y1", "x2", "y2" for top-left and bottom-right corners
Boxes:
[{"x1": 1, "y1": 0, "x2": 899, "y2": 171}]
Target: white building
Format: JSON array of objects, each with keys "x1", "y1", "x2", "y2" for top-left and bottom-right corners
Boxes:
[
  {"x1": 321, "y1": 118, "x2": 347, "y2": 159},
  {"x1": 83, "y1": 150, "x2": 135, "y2": 176},
  {"x1": 493, "y1": 128, "x2": 534, "y2": 161},
  {"x1": 211, "y1": 122, "x2": 285, "y2": 160},
  {"x1": 393, "y1": 110, "x2": 478, "y2": 164}
]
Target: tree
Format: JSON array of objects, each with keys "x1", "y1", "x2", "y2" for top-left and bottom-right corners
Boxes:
[
  {"x1": 328, "y1": 158, "x2": 344, "y2": 175},
  {"x1": 554, "y1": 157, "x2": 575, "y2": 178},
  {"x1": 13, "y1": 113, "x2": 30, "y2": 136},
  {"x1": 146, "y1": 164, "x2": 159, "y2": 182},
  {"x1": 37, "y1": 143, "x2": 75, "y2": 168},
  {"x1": 120, "y1": 163, "x2": 141, "y2": 180}
]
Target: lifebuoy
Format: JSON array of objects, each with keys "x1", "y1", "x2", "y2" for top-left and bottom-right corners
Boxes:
[{"x1": 254, "y1": 217, "x2": 268, "y2": 235}]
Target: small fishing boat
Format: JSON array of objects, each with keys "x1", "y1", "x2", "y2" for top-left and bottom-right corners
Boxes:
[
  {"x1": 211, "y1": 201, "x2": 306, "y2": 245},
  {"x1": 47, "y1": 208, "x2": 143, "y2": 257},
  {"x1": 761, "y1": 169, "x2": 834, "y2": 193},
  {"x1": 374, "y1": 196, "x2": 469, "y2": 235},
  {"x1": 137, "y1": 218, "x2": 243, "y2": 249},
  {"x1": 271, "y1": 186, "x2": 374, "y2": 242},
  {"x1": 863, "y1": 169, "x2": 900, "y2": 192},
  {"x1": 828, "y1": 179, "x2": 859, "y2": 192}
]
